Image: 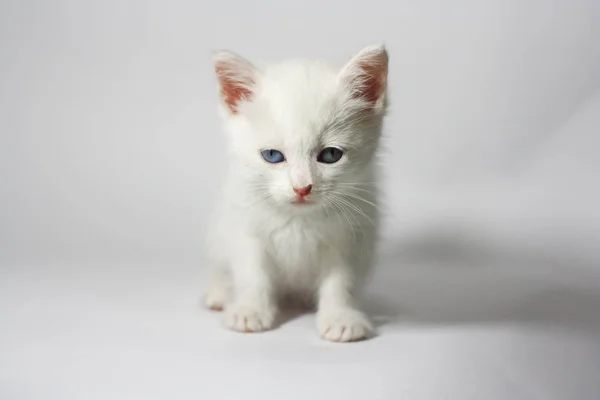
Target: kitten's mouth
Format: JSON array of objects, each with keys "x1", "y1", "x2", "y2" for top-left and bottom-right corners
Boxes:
[{"x1": 291, "y1": 197, "x2": 311, "y2": 205}]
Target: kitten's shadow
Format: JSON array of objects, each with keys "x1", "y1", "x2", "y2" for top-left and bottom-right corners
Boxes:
[{"x1": 362, "y1": 227, "x2": 600, "y2": 335}]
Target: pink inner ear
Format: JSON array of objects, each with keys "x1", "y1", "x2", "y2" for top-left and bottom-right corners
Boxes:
[
  {"x1": 342, "y1": 48, "x2": 388, "y2": 109},
  {"x1": 215, "y1": 64, "x2": 254, "y2": 114},
  {"x1": 353, "y1": 57, "x2": 387, "y2": 105}
]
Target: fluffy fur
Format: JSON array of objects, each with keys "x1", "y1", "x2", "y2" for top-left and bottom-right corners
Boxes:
[{"x1": 203, "y1": 45, "x2": 388, "y2": 342}]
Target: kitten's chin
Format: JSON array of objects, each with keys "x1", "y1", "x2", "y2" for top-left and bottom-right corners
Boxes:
[
  {"x1": 287, "y1": 198, "x2": 319, "y2": 210},
  {"x1": 290, "y1": 199, "x2": 310, "y2": 206},
  {"x1": 268, "y1": 196, "x2": 321, "y2": 211}
]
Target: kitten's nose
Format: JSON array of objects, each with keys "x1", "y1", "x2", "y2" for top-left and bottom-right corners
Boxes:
[{"x1": 293, "y1": 185, "x2": 312, "y2": 197}]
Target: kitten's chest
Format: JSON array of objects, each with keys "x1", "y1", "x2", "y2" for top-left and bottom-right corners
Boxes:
[{"x1": 263, "y1": 216, "x2": 331, "y2": 268}]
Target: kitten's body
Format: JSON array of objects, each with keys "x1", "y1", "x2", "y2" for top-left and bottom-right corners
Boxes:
[{"x1": 204, "y1": 46, "x2": 388, "y2": 342}]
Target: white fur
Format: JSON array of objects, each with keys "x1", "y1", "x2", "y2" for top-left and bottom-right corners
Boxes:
[{"x1": 204, "y1": 45, "x2": 388, "y2": 342}]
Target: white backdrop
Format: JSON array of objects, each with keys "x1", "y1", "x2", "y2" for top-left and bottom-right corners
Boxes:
[{"x1": 1, "y1": 1, "x2": 600, "y2": 399}]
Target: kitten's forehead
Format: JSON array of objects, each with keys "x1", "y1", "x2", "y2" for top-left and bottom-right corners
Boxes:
[{"x1": 255, "y1": 60, "x2": 340, "y2": 136}]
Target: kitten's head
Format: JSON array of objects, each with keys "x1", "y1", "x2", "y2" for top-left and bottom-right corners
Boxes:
[{"x1": 213, "y1": 45, "x2": 388, "y2": 211}]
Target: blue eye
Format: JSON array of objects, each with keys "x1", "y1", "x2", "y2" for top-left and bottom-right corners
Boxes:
[
  {"x1": 317, "y1": 147, "x2": 343, "y2": 164},
  {"x1": 261, "y1": 149, "x2": 285, "y2": 163}
]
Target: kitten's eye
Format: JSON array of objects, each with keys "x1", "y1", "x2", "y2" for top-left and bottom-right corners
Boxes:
[
  {"x1": 317, "y1": 147, "x2": 343, "y2": 164},
  {"x1": 261, "y1": 149, "x2": 285, "y2": 163}
]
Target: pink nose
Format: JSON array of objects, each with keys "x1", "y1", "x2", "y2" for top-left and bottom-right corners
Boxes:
[{"x1": 293, "y1": 185, "x2": 312, "y2": 197}]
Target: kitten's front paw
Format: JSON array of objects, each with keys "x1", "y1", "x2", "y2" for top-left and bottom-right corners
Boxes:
[
  {"x1": 224, "y1": 303, "x2": 276, "y2": 333},
  {"x1": 317, "y1": 309, "x2": 374, "y2": 342}
]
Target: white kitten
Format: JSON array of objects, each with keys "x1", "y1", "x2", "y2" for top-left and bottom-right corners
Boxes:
[{"x1": 203, "y1": 45, "x2": 388, "y2": 342}]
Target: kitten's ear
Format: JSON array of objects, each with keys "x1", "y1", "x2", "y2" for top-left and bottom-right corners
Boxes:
[
  {"x1": 338, "y1": 44, "x2": 389, "y2": 111},
  {"x1": 213, "y1": 50, "x2": 257, "y2": 114}
]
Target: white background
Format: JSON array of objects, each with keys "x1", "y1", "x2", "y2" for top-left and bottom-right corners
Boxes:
[{"x1": 1, "y1": 1, "x2": 600, "y2": 399}]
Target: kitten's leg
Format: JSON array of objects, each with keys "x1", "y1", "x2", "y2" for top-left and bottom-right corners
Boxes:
[
  {"x1": 203, "y1": 265, "x2": 231, "y2": 312},
  {"x1": 316, "y1": 252, "x2": 373, "y2": 342},
  {"x1": 224, "y1": 235, "x2": 277, "y2": 333}
]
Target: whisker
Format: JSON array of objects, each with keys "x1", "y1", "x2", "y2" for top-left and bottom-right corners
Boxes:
[
  {"x1": 329, "y1": 193, "x2": 374, "y2": 224},
  {"x1": 324, "y1": 194, "x2": 357, "y2": 243},
  {"x1": 331, "y1": 195, "x2": 364, "y2": 241},
  {"x1": 335, "y1": 182, "x2": 378, "y2": 187},
  {"x1": 335, "y1": 191, "x2": 379, "y2": 209},
  {"x1": 334, "y1": 200, "x2": 374, "y2": 231},
  {"x1": 337, "y1": 186, "x2": 375, "y2": 195}
]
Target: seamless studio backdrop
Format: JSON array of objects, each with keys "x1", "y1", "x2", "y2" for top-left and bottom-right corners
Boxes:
[{"x1": 1, "y1": 1, "x2": 600, "y2": 399}]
